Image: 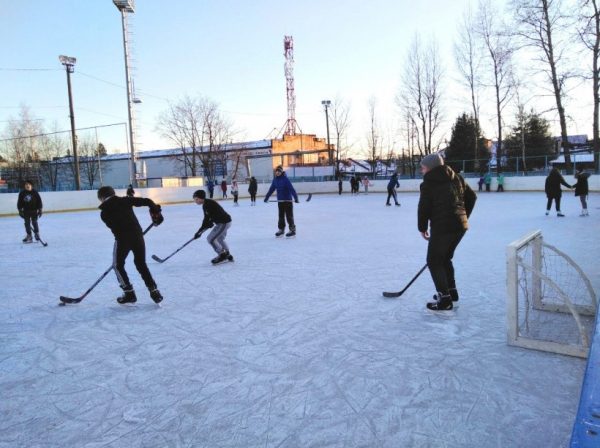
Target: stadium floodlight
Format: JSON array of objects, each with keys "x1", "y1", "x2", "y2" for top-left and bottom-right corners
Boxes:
[
  {"x1": 59, "y1": 55, "x2": 77, "y2": 68},
  {"x1": 113, "y1": 0, "x2": 134, "y2": 12},
  {"x1": 58, "y1": 55, "x2": 80, "y2": 190}
]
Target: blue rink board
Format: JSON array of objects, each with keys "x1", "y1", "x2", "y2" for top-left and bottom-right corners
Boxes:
[{"x1": 571, "y1": 307, "x2": 600, "y2": 447}]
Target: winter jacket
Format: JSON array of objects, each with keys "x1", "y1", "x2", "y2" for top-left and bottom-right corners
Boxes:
[
  {"x1": 264, "y1": 172, "x2": 298, "y2": 202},
  {"x1": 198, "y1": 198, "x2": 232, "y2": 232},
  {"x1": 17, "y1": 189, "x2": 43, "y2": 212},
  {"x1": 418, "y1": 165, "x2": 477, "y2": 234},
  {"x1": 248, "y1": 178, "x2": 258, "y2": 194},
  {"x1": 574, "y1": 172, "x2": 590, "y2": 197},
  {"x1": 220, "y1": 181, "x2": 227, "y2": 192},
  {"x1": 231, "y1": 181, "x2": 238, "y2": 194},
  {"x1": 387, "y1": 174, "x2": 399, "y2": 190},
  {"x1": 99, "y1": 196, "x2": 157, "y2": 239},
  {"x1": 545, "y1": 169, "x2": 571, "y2": 199}
]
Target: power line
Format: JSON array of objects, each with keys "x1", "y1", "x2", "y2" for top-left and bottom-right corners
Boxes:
[
  {"x1": 0, "y1": 67, "x2": 60, "y2": 71},
  {"x1": 0, "y1": 122, "x2": 127, "y2": 143}
]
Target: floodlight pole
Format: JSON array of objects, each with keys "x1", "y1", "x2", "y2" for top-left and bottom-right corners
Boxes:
[
  {"x1": 114, "y1": 1, "x2": 137, "y2": 187},
  {"x1": 59, "y1": 55, "x2": 81, "y2": 190},
  {"x1": 321, "y1": 100, "x2": 332, "y2": 176}
]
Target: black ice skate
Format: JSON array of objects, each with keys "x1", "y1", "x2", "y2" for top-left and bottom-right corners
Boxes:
[
  {"x1": 448, "y1": 288, "x2": 459, "y2": 302},
  {"x1": 149, "y1": 288, "x2": 163, "y2": 304},
  {"x1": 211, "y1": 251, "x2": 230, "y2": 264},
  {"x1": 285, "y1": 229, "x2": 296, "y2": 238},
  {"x1": 426, "y1": 293, "x2": 453, "y2": 311},
  {"x1": 23, "y1": 235, "x2": 33, "y2": 243},
  {"x1": 117, "y1": 289, "x2": 137, "y2": 304},
  {"x1": 275, "y1": 229, "x2": 285, "y2": 238}
]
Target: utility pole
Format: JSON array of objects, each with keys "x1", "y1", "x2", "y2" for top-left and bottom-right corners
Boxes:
[
  {"x1": 321, "y1": 100, "x2": 332, "y2": 175},
  {"x1": 59, "y1": 55, "x2": 80, "y2": 190}
]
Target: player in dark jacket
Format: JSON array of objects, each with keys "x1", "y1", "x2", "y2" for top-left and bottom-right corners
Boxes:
[
  {"x1": 545, "y1": 167, "x2": 572, "y2": 217},
  {"x1": 126, "y1": 184, "x2": 135, "y2": 197},
  {"x1": 386, "y1": 172, "x2": 400, "y2": 206},
  {"x1": 248, "y1": 177, "x2": 258, "y2": 205},
  {"x1": 97, "y1": 186, "x2": 163, "y2": 305},
  {"x1": 264, "y1": 166, "x2": 299, "y2": 237},
  {"x1": 17, "y1": 180, "x2": 43, "y2": 243},
  {"x1": 193, "y1": 190, "x2": 233, "y2": 264},
  {"x1": 418, "y1": 153, "x2": 477, "y2": 311},
  {"x1": 573, "y1": 169, "x2": 590, "y2": 217}
]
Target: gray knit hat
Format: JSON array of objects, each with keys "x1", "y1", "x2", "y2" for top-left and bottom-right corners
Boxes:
[{"x1": 420, "y1": 153, "x2": 444, "y2": 170}]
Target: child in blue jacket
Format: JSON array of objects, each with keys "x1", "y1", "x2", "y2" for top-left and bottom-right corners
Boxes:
[{"x1": 264, "y1": 166, "x2": 299, "y2": 237}]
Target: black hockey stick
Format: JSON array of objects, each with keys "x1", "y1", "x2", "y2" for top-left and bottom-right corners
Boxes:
[
  {"x1": 382, "y1": 264, "x2": 428, "y2": 298},
  {"x1": 59, "y1": 223, "x2": 154, "y2": 305},
  {"x1": 268, "y1": 194, "x2": 312, "y2": 203},
  {"x1": 151, "y1": 234, "x2": 199, "y2": 263},
  {"x1": 35, "y1": 234, "x2": 48, "y2": 247}
]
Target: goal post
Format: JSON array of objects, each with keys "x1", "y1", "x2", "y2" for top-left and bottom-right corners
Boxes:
[{"x1": 506, "y1": 230, "x2": 597, "y2": 358}]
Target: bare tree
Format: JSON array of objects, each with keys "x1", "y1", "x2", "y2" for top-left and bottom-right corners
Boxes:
[
  {"x1": 37, "y1": 129, "x2": 69, "y2": 191},
  {"x1": 330, "y1": 95, "x2": 351, "y2": 176},
  {"x1": 364, "y1": 97, "x2": 381, "y2": 178},
  {"x1": 476, "y1": 0, "x2": 515, "y2": 174},
  {"x1": 512, "y1": 0, "x2": 574, "y2": 172},
  {"x1": 397, "y1": 34, "x2": 444, "y2": 155},
  {"x1": 78, "y1": 137, "x2": 101, "y2": 189},
  {"x1": 578, "y1": 0, "x2": 600, "y2": 169},
  {"x1": 455, "y1": 4, "x2": 483, "y2": 169}
]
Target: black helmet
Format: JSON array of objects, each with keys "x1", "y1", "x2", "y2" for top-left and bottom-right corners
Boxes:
[
  {"x1": 193, "y1": 189, "x2": 206, "y2": 199},
  {"x1": 97, "y1": 186, "x2": 115, "y2": 200}
]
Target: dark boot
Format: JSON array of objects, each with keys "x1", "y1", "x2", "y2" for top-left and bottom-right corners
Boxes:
[
  {"x1": 211, "y1": 251, "x2": 229, "y2": 264},
  {"x1": 275, "y1": 229, "x2": 285, "y2": 238},
  {"x1": 426, "y1": 293, "x2": 453, "y2": 311},
  {"x1": 149, "y1": 288, "x2": 163, "y2": 304},
  {"x1": 285, "y1": 229, "x2": 296, "y2": 238},
  {"x1": 117, "y1": 288, "x2": 137, "y2": 304},
  {"x1": 23, "y1": 235, "x2": 33, "y2": 243}
]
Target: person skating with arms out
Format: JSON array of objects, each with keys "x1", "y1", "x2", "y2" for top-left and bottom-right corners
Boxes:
[
  {"x1": 193, "y1": 190, "x2": 234, "y2": 264},
  {"x1": 418, "y1": 153, "x2": 476, "y2": 311},
  {"x1": 97, "y1": 186, "x2": 164, "y2": 305},
  {"x1": 17, "y1": 180, "x2": 43, "y2": 243},
  {"x1": 264, "y1": 165, "x2": 299, "y2": 237}
]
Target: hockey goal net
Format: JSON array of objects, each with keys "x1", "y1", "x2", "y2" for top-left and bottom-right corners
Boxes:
[{"x1": 506, "y1": 230, "x2": 597, "y2": 358}]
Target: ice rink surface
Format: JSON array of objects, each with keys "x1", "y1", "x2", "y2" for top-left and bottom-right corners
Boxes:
[{"x1": 1, "y1": 191, "x2": 599, "y2": 447}]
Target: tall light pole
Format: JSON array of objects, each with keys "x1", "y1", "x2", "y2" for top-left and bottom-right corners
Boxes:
[
  {"x1": 113, "y1": 0, "x2": 137, "y2": 187},
  {"x1": 321, "y1": 100, "x2": 332, "y2": 176},
  {"x1": 59, "y1": 55, "x2": 80, "y2": 190}
]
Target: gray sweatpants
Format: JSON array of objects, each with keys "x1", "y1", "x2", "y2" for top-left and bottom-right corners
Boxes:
[{"x1": 207, "y1": 222, "x2": 231, "y2": 254}]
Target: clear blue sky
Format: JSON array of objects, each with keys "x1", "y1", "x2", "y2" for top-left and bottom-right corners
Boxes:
[{"x1": 1, "y1": 0, "x2": 590, "y2": 156}]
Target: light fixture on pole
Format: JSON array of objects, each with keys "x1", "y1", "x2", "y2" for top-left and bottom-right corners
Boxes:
[
  {"x1": 59, "y1": 55, "x2": 81, "y2": 190},
  {"x1": 113, "y1": 0, "x2": 138, "y2": 187},
  {"x1": 321, "y1": 100, "x2": 332, "y2": 175}
]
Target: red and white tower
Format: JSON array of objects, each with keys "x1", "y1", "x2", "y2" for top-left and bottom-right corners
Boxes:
[{"x1": 283, "y1": 36, "x2": 298, "y2": 136}]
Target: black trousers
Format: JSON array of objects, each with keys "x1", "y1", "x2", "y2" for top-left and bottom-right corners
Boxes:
[
  {"x1": 250, "y1": 192, "x2": 257, "y2": 202},
  {"x1": 426, "y1": 230, "x2": 465, "y2": 295},
  {"x1": 113, "y1": 233, "x2": 156, "y2": 291},
  {"x1": 546, "y1": 196, "x2": 561, "y2": 211},
  {"x1": 386, "y1": 188, "x2": 398, "y2": 205},
  {"x1": 277, "y1": 202, "x2": 295, "y2": 230},
  {"x1": 23, "y1": 211, "x2": 39, "y2": 235}
]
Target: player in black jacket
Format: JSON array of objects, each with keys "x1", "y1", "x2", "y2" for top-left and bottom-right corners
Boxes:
[
  {"x1": 17, "y1": 180, "x2": 43, "y2": 243},
  {"x1": 193, "y1": 189, "x2": 233, "y2": 264},
  {"x1": 418, "y1": 153, "x2": 476, "y2": 311},
  {"x1": 97, "y1": 186, "x2": 164, "y2": 304}
]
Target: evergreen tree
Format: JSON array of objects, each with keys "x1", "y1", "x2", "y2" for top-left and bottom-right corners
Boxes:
[
  {"x1": 445, "y1": 113, "x2": 488, "y2": 173},
  {"x1": 505, "y1": 109, "x2": 554, "y2": 171}
]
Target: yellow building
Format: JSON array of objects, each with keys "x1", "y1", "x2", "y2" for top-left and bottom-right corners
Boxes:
[{"x1": 270, "y1": 134, "x2": 333, "y2": 169}]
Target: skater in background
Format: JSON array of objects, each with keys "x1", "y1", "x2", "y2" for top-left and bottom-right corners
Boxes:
[
  {"x1": 97, "y1": 186, "x2": 163, "y2": 304},
  {"x1": 338, "y1": 177, "x2": 343, "y2": 195},
  {"x1": 496, "y1": 173, "x2": 504, "y2": 192},
  {"x1": 264, "y1": 165, "x2": 299, "y2": 237},
  {"x1": 573, "y1": 169, "x2": 590, "y2": 216},
  {"x1": 418, "y1": 153, "x2": 476, "y2": 311},
  {"x1": 362, "y1": 176, "x2": 371, "y2": 194},
  {"x1": 354, "y1": 174, "x2": 361, "y2": 194},
  {"x1": 484, "y1": 172, "x2": 492, "y2": 192},
  {"x1": 545, "y1": 167, "x2": 572, "y2": 217},
  {"x1": 220, "y1": 179, "x2": 228, "y2": 199},
  {"x1": 17, "y1": 180, "x2": 43, "y2": 243},
  {"x1": 193, "y1": 190, "x2": 233, "y2": 264},
  {"x1": 231, "y1": 178, "x2": 239, "y2": 206},
  {"x1": 248, "y1": 176, "x2": 258, "y2": 205},
  {"x1": 386, "y1": 172, "x2": 400, "y2": 206},
  {"x1": 478, "y1": 175, "x2": 484, "y2": 192},
  {"x1": 349, "y1": 177, "x2": 355, "y2": 194},
  {"x1": 126, "y1": 184, "x2": 135, "y2": 197},
  {"x1": 207, "y1": 179, "x2": 215, "y2": 199}
]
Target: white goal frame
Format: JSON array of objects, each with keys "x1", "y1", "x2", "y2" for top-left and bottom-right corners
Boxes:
[{"x1": 506, "y1": 230, "x2": 597, "y2": 358}]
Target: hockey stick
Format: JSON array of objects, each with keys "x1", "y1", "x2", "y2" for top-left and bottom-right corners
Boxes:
[
  {"x1": 151, "y1": 234, "x2": 199, "y2": 263},
  {"x1": 267, "y1": 194, "x2": 312, "y2": 203},
  {"x1": 382, "y1": 264, "x2": 428, "y2": 298},
  {"x1": 35, "y1": 234, "x2": 48, "y2": 247},
  {"x1": 59, "y1": 223, "x2": 154, "y2": 305}
]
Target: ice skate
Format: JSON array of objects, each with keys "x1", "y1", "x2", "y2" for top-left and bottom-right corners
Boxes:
[
  {"x1": 448, "y1": 288, "x2": 459, "y2": 302},
  {"x1": 285, "y1": 229, "x2": 296, "y2": 238},
  {"x1": 34, "y1": 233, "x2": 41, "y2": 241},
  {"x1": 275, "y1": 229, "x2": 285, "y2": 238},
  {"x1": 211, "y1": 251, "x2": 230, "y2": 264},
  {"x1": 557, "y1": 211, "x2": 565, "y2": 217},
  {"x1": 117, "y1": 289, "x2": 137, "y2": 305},
  {"x1": 22, "y1": 235, "x2": 33, "y2": 243},
  {"x1": 426, "y1": 293, "x2": 453, "y2": 311},
  {"x1": 545, "y1": 211, "x2": 549, "y2": 216},
  {"x1": 149, "y1": 288, "x2": 163, "y2": 304}
]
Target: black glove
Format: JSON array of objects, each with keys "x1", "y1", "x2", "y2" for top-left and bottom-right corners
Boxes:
[
  {"x1": 37, "y1": 209, "x2": 43, "y2": 218},
  {"x1": 18, "y1": 209, "x2": 25, "y2": 219},
  {"x1": 150, "y1": 204, "x2": 164, "y2": 226},
  {"x1": 294, "y1": 199, "x2": 299, "y2": 204},
  {"x1": 194, "y1": 230, "x2": 203, "y2": 239}
]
